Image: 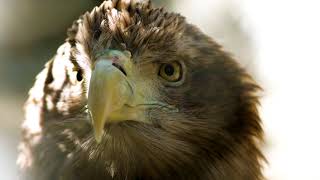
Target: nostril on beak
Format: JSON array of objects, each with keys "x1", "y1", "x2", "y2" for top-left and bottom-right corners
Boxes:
[{"x1": 112, "y1": 63, "x2": 127, "y2": 76}]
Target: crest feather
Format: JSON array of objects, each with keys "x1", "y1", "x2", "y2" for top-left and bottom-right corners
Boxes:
[{"x1": 67, "y1": 0, "x2": 186, "y2": 59}]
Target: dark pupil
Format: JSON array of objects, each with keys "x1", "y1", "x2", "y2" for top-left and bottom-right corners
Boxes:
[
  {"x1": 76, "y1": 70, "x2": 83, "y2": 81},
  {"x1": 164, "y1": 64, "x2": 175, "y2": 76}
]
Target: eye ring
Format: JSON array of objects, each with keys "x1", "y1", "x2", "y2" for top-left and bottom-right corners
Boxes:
[{"x1": 158, "y1": 61, "x2": 184, "y2": 84}]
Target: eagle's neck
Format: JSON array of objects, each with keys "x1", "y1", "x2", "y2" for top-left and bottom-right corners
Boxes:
[{"x1": 23, "y1": 121, "x2": 263, "y2": 180}]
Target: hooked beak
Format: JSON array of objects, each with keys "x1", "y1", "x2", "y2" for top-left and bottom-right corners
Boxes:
[{"x1": 88, "y1": 50, "x2": 134, "y2": 143}]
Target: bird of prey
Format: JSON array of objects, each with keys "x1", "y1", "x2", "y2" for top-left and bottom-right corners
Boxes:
[{"x1": 17, "y1": 0, "x2": 265, "y2": 179}]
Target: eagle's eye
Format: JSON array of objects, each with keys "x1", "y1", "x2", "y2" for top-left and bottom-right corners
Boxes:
[
  {"x1": 158, "y1": 62, "x2": 182, "y2": 82},
  {"x1": 76, "y1": 69, "x2": 83, "y2": 82}
]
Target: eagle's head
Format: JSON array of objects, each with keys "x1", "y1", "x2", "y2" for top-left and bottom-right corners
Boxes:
[{"x1": 18, "y1": 1, "x2": 264, "y2": 179}]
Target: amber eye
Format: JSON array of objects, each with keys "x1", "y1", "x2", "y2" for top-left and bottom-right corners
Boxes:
[{"x1": 158, "y1": 62, "x2": 182, "y2": 82}]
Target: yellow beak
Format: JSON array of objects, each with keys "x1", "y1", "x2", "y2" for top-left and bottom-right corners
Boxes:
[{"x1": 88, "y1": 51, "x2": 133, "y2": 143}]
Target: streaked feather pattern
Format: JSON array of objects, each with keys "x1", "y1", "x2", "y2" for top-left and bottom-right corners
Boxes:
[{"x1": 18, "y1": 0, "x2": 265, "y2": 179}]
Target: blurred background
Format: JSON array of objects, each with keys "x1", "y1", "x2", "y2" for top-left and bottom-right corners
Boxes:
[{"x1": 0, "y1": 0, "x2": 319, "y2": 179}]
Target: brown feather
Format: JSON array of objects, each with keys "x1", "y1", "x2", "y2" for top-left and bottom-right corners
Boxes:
[{"x1": 18, "y1": 1, "x2": 265, "y2": 179}]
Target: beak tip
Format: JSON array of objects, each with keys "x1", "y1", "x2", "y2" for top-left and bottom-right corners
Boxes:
[{"x1": 94, "y1": 129, "x2": 104, "y2": 144}]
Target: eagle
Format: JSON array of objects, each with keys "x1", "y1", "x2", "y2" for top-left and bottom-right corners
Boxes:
[{"x1": 17, "y1": 0, "x2": 265, "y2": 179}]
